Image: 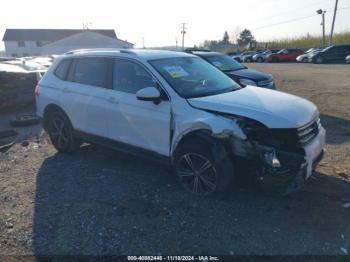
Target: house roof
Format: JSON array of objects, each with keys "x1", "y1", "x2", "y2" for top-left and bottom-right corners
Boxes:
[{"x1": 2, "y1": 29, "x2": 117, "y2": 41}]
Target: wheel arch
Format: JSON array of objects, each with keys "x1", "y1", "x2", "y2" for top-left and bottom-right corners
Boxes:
[
  {"x1": 171, "y1": 129, "x2": 232, "y2": 164},
  {"x1": 42, "y1": 103, "x2": 69, "y2": 130}
]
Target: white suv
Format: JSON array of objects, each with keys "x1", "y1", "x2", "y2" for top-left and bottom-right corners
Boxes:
[{"x1": 36, "y1": 49, "x2": 326, "y2": 197}]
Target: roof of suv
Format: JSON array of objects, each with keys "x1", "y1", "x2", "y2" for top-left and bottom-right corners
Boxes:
[{"x1": 64, "y1": 49, "x2": 195, "y2": 60}]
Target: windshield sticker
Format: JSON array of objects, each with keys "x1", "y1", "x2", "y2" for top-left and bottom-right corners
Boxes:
[{"x1": 164, "y1": 66, "x2": 189, "y2": 78}]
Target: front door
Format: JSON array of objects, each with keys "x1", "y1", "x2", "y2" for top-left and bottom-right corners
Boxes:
[{"x1": 105, "y1": 58, "x2": 171, "y2": 156}]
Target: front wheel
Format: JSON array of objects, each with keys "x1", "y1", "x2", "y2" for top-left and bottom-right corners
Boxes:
[
  {"x1": 245, "y1": 58, "x2": 252, "y2": 62},
  {"x1": 315, "y1": 57, "x2": 324, "y2": 64},
  {"x1": 257, "y1": 57, "x2": 264, "y2": 63},
  {"x1": 47, "y1": 111, "x2": 80, "y2": 153},
  {"x1": 174, "y1": 141, "x2": 234, "y2": 197}
]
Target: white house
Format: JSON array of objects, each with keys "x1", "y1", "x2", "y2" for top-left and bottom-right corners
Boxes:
[{"x1": 2, "y1": 29, "x2": 134, "y2": 57}]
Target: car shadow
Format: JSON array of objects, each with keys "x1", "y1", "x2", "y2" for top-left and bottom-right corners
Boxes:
[
  {"x1": 320, "y1": 113, "x2": 350, "y2": 145},
  {"x1": 32, "y1": 144, "x2": 350, "y2": 255}
]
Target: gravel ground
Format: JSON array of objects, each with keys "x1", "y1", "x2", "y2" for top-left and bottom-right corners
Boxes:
[{"x1": 0, "y1": 63, "x2": 350, "y2": 255}]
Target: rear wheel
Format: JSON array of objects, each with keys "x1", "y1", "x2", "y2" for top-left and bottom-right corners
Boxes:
[
  {"x1": 174, "y1": 140, "x2": 234, "y2": 197},
  {"x1": 302, "y1": 57, "x2": 308, "y2": 63},
  {"x1": 257, "y1": 57, "x2": 264, "y2": 63},
  {"x1": 245, "y1": 57, "x2": 252, "y2": 62},
  {"x1": 47, "y1": 111, "x2": 80, "y2": 153}
]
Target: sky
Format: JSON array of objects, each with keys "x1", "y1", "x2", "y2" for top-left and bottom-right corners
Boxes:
[{"x1": 1, "y1": 0, "x2": 350, "y2": 49}]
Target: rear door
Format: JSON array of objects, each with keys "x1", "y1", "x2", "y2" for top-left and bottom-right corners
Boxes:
[
  {"x1": 105, "y1": 58, "x2": 171, "y2": 156},
  {"x1": 60, "y1": 56, "x2": 112, "y2": 137},
  {"x1": 336, "y1": 45, "x2": 350, "y2": 61}
]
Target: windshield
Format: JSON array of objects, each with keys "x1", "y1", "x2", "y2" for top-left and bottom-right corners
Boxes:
[
  {"x1": 205, "y1": 55, "x2": 245, "y2": 72},
  {"x1": 149, "y1": 57, "x2": 240, "y2": 98},
  {"x1": 278, "y1": 49, "x2": 287, "y2": 54}
]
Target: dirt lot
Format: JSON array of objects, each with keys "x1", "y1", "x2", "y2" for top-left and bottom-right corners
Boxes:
[{"x1": 0, "y1": 63, "x2": 350, "y2": 255}]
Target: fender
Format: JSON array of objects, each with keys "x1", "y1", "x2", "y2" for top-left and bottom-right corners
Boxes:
[{"x1": 170, "y1": 113, "x2": 247, "y2": 156}]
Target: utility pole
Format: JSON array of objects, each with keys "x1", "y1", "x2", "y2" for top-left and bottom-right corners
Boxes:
[
  {"x1": 317, "y1": 9, "x2": 326, "y2": 48},
  {"x1": 330, "y1": 0, "x2": 339, "y2": 45},
  {"x1": 180, "y1": 23, "x2": 187, "y2": 51},
  {"x1": 175, "y1": 37, "x2": 178, "y2": 50},
  {"x1": 142, "y1": 37, "x2": 145, "y2": 49}
]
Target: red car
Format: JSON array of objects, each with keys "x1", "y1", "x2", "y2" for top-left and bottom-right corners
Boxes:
[{"x1": 266, "y1": 49, "x2": 304, "y2": 62}]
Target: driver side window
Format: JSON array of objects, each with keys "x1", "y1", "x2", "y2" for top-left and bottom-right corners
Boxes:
[{"x1": 113, "y1": 59, "x2": 155, "y2": 94}]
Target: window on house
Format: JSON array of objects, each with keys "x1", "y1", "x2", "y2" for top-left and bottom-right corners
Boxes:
[
  {"x1": 36, "y1": 41, "x2": 43, "y2": 47},
  {"x1": 11, "y1": 54, "x2": 17, "y2": 57},
  {"x1": 18, "y1": 41, "x2": 25, "y2": 47}
]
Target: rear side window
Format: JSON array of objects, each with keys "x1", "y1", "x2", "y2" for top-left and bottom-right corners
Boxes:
[
  {"x1": 54, "y1": 59, "x2": 72, "y2": 80},
  {"x1": 69, "y1": 57, "x2": 111, "y2": 87}
]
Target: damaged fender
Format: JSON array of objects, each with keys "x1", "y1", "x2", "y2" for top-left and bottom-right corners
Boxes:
[{"x1": 170, "y1": 113, "x2": 246, "y2": 155}]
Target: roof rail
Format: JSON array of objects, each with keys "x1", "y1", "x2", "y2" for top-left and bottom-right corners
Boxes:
[{"x1": 64, "y1": 48, "x2": 136, "y2": 55}]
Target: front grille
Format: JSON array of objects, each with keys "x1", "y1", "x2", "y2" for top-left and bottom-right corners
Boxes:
[{"x1": 297, "y1": 118, "x2": 320, "y2": 145}]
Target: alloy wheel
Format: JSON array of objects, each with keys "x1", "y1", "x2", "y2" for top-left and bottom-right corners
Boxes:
[
  {"x1": 50, "y1": 117, "x2": 70, "y2": 149},
  {"x1": 177, "y1": 153, "x2": 218, "y2": 196}
]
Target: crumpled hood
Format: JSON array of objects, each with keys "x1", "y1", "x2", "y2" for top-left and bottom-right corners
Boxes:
[{"x1": 188, "y1": 86, "x2": 318, "y2": 128}]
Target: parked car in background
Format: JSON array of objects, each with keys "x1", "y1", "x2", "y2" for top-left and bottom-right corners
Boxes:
[
  {"x1": 310, "y1": 44, "x2": 350, "y2": 64},
  {"x1": 253, "y1": 49, "x2": 279, "y2": 63},
  {"x1": 3, "y1": 60, "x2": 47, "y2": 74},
  {"x1": 0, "y1": 63, "x2": 41, "y2": 110},
  {"x1": 27, "y1": 56, "x2": 54, "y2": 68},
  {"x1": 296, "y1": 48, "x2": 322, "y2": 63},
  {"x1": 191, "y1": 51, "x2": 276, "y2": 89},
  {"x1": 241, "y1": 51, "x2": 259, "y2": 62},
  {"x1": 36, "y1": 49, "x2": 325, "y2": 196},
  {"x1": 266, "y1": 49, "x2": 304, "y2": 63},
  {"x1": 346, "y1": 54, "x2": 350, "y2": 63},
  {"x1": 227, "y1": 51, "x2": 240, "y2": 56},
  {"x1": 232, "y1": 51, "x2": 256, "y2": 62}
]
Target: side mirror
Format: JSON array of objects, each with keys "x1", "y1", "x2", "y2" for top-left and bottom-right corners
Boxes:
[{"x1": 136, "y1": 87, "x2": 161, "y2": 103}]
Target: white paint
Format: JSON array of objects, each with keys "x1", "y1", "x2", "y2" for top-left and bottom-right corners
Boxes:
[
  {"x1": 37, "y1": 49, "x2": 325, "y2": 165},
  {"x1": 188, "y1": 86, "x2": 318, "y2": 129}
]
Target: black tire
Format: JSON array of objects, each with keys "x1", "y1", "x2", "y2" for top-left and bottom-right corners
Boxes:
[
  {"x1": 302, "y1": 57, "x2": 308, "y2": 63},
  {"x1": 245, "y1": 57, "x2": 252, "y2": 62},
  {"x1": 272, "y1": 57, "x2": 279, "y2": 63},
  {"x1": 257, "y1": 57, "x2": 264, "y2": 63},
  {"x1": 10, "y1": 115, "x2": 40, "y2": 127},
  {"x1": 315, "y1": 57, "x2": 324, "y2": 64},
  {"x1": 46, "y1": 111, "x2": 80, "y2": 153},
  {"x1": 174, "y1": 140, "x2": 234, "y2": 198}
]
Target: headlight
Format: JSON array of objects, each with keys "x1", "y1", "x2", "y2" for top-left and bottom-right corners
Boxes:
[{"x1": 239, "y1": 78, "x2": 257, "y2": 86}]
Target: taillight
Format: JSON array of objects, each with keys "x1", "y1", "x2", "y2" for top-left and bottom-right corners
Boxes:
[{"x1": 34, "y1": 84, "x2": 39, "y2": 97}]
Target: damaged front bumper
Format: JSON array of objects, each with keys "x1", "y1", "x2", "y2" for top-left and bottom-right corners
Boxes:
[{"x1": 231, "y1": 126, "x2": 326, "y2": 194}]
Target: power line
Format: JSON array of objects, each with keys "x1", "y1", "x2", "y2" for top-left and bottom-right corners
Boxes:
[
  {"x1": 252, "y1": 14, "x2": 317, "y2": 30},
  {"x1": 251, "y1": 6, "x2": 350, "y2": 31},
  {"x1": 248, "y1": 0, "x2": 331, "y2": 26}
]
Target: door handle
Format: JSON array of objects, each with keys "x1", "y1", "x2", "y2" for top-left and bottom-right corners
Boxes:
[
  {"x1": 62, "y1": 87, "x2": 70, "y2": 93},
  {"x1": 108, "y1": 97, "x2": 118, "y2": 104}
]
